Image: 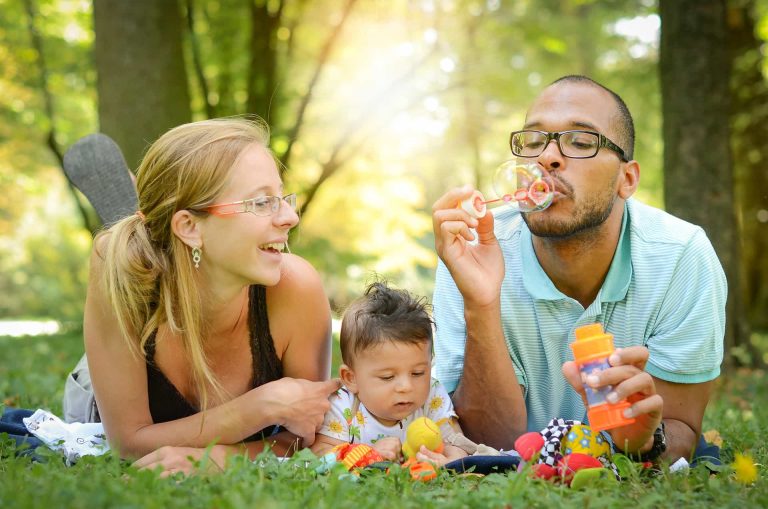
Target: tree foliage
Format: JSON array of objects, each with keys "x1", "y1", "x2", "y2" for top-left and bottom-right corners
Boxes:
[
  {"x1": 0, "y1": 0, "x2": 95, "y2": 323},
  {"x1": 1, "y1": 0, "x2": 766, "y2": 351}
]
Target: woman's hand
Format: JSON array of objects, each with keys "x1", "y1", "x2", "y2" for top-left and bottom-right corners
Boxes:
[
  {"x1": 133, "y1": 445, "x2": 228, "y2": 477},
  {"x1": 562, "y1": 346, "x2": 662, "y2": 453},
  {"x1": 432, "y1": 186, "x2": 504, "y2": 308},
  {"x1": 263, "y1": 377, "x2": 341, "y2": 446},
  {"x1": 372, "y1": 436, "x2": 402, "y2": 461}
]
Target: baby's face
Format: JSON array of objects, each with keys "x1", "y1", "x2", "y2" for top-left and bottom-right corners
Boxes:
[{"x1": 346, "y1": 340, "x2": 432, "y2": 427}]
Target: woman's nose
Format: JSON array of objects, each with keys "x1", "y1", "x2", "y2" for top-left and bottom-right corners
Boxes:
[{"x1": 274, "y1": 199, "x2": 299, "y2": 229}]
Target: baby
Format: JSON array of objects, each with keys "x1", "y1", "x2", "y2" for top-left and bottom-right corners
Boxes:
[{"x1": 311, "y1": 282, "x2": 468, "y2": 465}]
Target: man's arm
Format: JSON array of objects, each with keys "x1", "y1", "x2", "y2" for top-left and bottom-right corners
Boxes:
[
  {"x1": 655, "y1": 378, "x2": 714, "y2": 461},
  {"x1": 431, "y1": 187, "x2": 528, "y2": 451},
  {"x1": 642, "y1": 228, "x2": 724, "y2": 460},
  {"x1": 452, "y1": 300, "x2": 527, "y2": 450}
]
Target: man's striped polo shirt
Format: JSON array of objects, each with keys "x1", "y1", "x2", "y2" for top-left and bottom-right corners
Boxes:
[{"x1": 433, "y1": 198, "x2": 726, "y2": 432}]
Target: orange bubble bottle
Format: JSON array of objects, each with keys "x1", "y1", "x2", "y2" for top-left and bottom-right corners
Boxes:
[{"x1": 570, "y1": 323, "x2": 636, "y2": 431}]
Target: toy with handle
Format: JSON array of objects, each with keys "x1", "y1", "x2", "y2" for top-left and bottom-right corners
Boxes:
[{"x1": 402, "y1": 416, "x2": 444, "y2": 459}]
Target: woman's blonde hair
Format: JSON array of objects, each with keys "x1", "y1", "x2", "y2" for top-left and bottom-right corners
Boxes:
[{"x1": 99, "y1": 117, "x2": 272, "y2": 411}]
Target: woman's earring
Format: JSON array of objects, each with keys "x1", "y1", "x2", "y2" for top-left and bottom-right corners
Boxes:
[{"x1": 192, "y1": 246, "x2": 202, "y2": 269}]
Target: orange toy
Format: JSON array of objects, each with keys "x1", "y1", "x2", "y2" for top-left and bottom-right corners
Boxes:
[
  {"x1": 332, "y1": 443, "x2": 384, "y2": 471},
  {"x1": 570, "y1": 324, "x2": 635, "y2": 431},
  {"x1": 401, "y1": 457, "x2": 438, "y2": 481}
]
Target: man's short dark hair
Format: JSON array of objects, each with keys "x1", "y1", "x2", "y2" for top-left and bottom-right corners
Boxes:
[
  {"x1": 340, "y1": 281, "x2": 433, "y2": 365},
  {"x1": 550, "y1": 75, "x2": 635, "y2": 160}
]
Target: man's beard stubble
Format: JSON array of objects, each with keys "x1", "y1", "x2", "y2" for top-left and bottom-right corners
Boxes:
[{"x1": 522, "y1": 176, "x2": 619, "y2": 240}]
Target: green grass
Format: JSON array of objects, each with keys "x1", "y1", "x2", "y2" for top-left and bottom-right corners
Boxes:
[{"x1": 1, "y1": 332, "x2": 766, "y2": 508}]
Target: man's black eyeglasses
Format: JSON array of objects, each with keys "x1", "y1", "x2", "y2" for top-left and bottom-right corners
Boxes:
[{"x1": 510, "y1": 130, "x2": 628, "y2": 162}]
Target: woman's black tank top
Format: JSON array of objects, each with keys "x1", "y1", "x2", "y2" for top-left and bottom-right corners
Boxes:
[{"x1": 145, "y1": 285, "x2": 283, "y2": 441}]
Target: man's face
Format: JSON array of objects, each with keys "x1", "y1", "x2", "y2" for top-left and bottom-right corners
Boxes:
[{"x1": 519, "y1": 83, "x2": 626, "y2": 239}]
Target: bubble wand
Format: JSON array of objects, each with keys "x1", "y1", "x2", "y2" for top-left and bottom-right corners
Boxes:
[{"x1": 460, "y1": 160, "x2": 556, "y2": 218}]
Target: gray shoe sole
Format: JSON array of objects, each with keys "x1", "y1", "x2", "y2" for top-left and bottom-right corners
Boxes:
[{"x1": 63, "y1": 133, "x2": 138, "y2": 227}]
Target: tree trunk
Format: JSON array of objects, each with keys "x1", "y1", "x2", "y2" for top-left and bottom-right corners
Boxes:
[
  {"x1": 659, "y1": 0, "x2": 745, "y2": 370},
  {"x1": 728, "y1": 0, "x2": 768, "y2": 336},
  {"x1": 93, "y1": 0, "x2": 192, "y2": 169},
  {"x1": 246, "y1": 0, "x2": 282, "y2": 124}
]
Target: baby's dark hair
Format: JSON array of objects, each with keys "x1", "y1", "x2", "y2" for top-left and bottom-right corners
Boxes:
[{"x1": 340, "y1": 281, "x2": 433, "y2": 365}]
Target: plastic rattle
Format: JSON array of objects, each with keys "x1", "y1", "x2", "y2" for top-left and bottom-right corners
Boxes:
[{"x1": 402, "y1": 416, "x2": 444, "y2": 459}]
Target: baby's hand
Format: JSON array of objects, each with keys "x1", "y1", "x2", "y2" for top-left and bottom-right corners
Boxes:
[
  {"x1": 414, "y1": 445, "x2": 451, "y2": 467},
  {"x1": 442, "y1": 443, "x2": 469, "y2": 462},
  {"x1": 373, "y1": 436, "x2": 402, "y2": 461}
]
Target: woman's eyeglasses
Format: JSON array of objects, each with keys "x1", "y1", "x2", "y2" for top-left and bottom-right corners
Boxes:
[{"x1": 201, "y1": 193, "x2": 297, "y2": 217}]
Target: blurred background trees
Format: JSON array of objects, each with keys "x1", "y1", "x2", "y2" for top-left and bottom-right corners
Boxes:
[{"x1": 0, "y1": 0, "x2": 765, "y2": 368}]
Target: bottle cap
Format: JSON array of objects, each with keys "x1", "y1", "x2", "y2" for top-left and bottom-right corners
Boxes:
[{"x1": 570, "y1": 323, "x2": 614, "y2": 364}]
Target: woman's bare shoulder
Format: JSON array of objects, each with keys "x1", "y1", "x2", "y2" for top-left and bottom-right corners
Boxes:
[
  {"x1": 266, "y1": 253, "x2": 330, "y2": 342},
  {"x1": 272, "y1": 253, "x2": 325, "y2": 296},
  {"x1": 267, "y1": 256, "x2": 331, "y2": 377}
]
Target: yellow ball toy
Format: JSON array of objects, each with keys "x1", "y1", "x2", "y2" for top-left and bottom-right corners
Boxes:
[
  {"x1": 402, "y1": 417, "x2": 444, "y2": 459},
  {"x1": 560, "y1": 424, "x2": 611, "y2": 459}
]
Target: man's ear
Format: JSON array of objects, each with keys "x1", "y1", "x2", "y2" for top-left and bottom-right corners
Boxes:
[
  {"x1": 618, "y1": 160, "x2": 640, "y2": 200},
  {"x1": 171, "y1": 209, "x2": 203, "y2": 249},
  {"x1": 339, "y1": 364, "x2": 358, "y2": 394}
]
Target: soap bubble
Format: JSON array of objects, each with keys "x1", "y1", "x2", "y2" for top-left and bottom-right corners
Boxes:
[{"x1": 492, "y1": 160, "x2": 555, "y2": 213}]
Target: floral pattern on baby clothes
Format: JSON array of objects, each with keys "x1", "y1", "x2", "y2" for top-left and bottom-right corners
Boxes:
[{"x1": 318, "y1": 377, "x2": 457, "y2": 445}]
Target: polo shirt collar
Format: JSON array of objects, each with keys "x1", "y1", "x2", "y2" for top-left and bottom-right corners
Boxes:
[{"x1": 521, "y1": 202, "x2": 632, "y2": 302}]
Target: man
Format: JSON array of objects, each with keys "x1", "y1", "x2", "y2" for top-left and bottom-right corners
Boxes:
[{"x1": 431, "y1": 75, "x2": 725, "y2": 462}]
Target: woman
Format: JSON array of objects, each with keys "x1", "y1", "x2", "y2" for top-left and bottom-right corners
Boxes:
[{"x1": 83, "y1": 117, "x2": 339, "y2": 474}]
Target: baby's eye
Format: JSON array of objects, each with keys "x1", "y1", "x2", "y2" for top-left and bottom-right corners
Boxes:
[
  {"x1": 379, "y1": 375, "x2": 394, "y2": 381},
  {"x1": 411, "y1": 371, "x2": 426, "y2": 377}
]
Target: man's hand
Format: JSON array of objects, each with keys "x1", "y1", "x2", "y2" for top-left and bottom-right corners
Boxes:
[
  {"x1": 432, "y1": 185, "x2": 504, "y2": 308},
  {"x1": 562, "y1": 346, "x2": 662, "y2": 453}
]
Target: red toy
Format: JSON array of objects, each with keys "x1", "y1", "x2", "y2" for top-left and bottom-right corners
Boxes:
[{"x1": 512, "y1": 420, "x2": 620, "y2": 487}]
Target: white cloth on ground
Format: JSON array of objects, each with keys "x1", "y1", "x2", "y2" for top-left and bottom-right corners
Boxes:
[{"x1": 23, "y1": 409, "x2": 109, "y2": 465}]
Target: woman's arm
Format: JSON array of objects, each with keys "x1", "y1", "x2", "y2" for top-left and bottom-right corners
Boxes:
[
  {"x1": 86, "y1": 245, "x2": 338, "y2": 459},
  {"x1": 133, "y1": 430, "x2": 303, "y2": 477}
]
